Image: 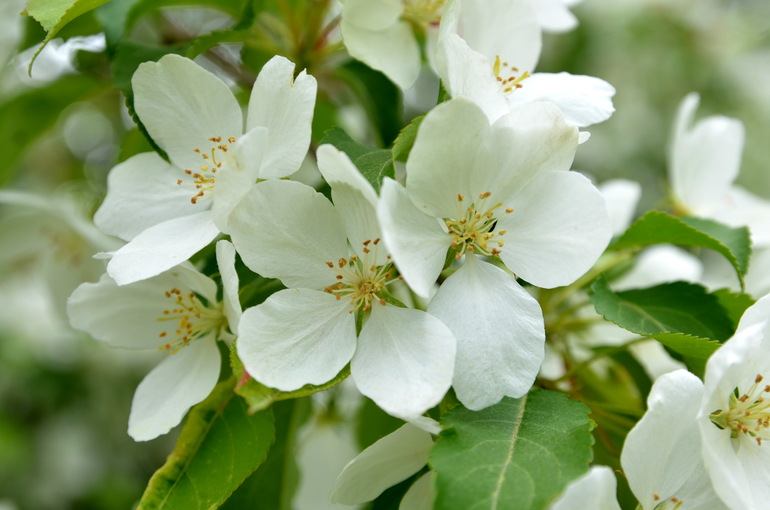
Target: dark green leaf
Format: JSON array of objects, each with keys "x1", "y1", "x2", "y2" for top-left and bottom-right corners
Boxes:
[
  {"x1": 230, "y1": 342, "x2": 350, "y2": 414},
  {"x1": 355, "y1": 398, "x2": 404, "y2": 450},
  {"x1": 429, "y1": 390, "x2": 594, "y2": 510},
  {"x1": 391, "y1": 114, "x2": 424, "y2": 163},
  {"x1": 136, "y1": 377, "x2": 275, "y2": 510},
  {"x1": 612, "y1": 211, "x2": 751, "y2": 288},
  {"x1": 712, "y1": 288, "x2": 755, "y2": 329},
  {"x1": 590, "y1": 275, "x2": 732, "y2": 359},
  {"x1": 319, "y1": 127, "x2": 395, "y2": 193},
  {"x1": 0, "y1": 75, "x2": 103, "y2": 185}
]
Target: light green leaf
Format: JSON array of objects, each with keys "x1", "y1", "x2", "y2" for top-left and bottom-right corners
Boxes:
[
  {"x1": 612, "y1": 211, "x2": 751, "y2": 289},
  {"x1": 24, "y1": 0, "x2": 111, "y2": 70},
  {"x1": 391, "y1": 114, "x2": 424, "y2": 163},
  {"x1": 429, "y1": 390, "x2": 595, "y2": 510},
  {"x1": 136, "y1": 377, "x2": 275, "y2": 510},
  {"x1": 590, "y1": 274, "x2": 732, "y2": 360},
  {"x1": 319, "y1": 127, "x2": 395, "y2": 193},
  {"x1": 711, "y1": 288, "x2": 755, "y2": 329},
  {"x1": 0, "y1": 75, "x2": 103, "y2": 185},
  {"x1": 186, "y1": 29, "x2": 252, "y2": 59},
  {"x1": 230, "y1": 342, "x2": 350, "y2": 414}
]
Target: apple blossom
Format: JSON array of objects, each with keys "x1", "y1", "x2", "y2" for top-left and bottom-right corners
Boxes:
[
  {"x1": 546, "y1": 466, "x2": 621, "y2": 510},
  {"x1": 94, "y1": 54, "x2": 316, "y2": 285},
  {"x1": 67, "y1": 241, "x2": 241, "y2": 441},
  {"x1": 228, "y1": 145, "x2": 456, "y2": 422},
  {"x1": 378, "y1": 97, "x2": 612, "y2": 410},
  {"x1": 533, "y1": 0, "x2": 585, "y2": 33}
]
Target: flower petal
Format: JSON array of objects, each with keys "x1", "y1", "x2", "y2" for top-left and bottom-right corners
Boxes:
[
  {"x1": 246, "y1": 56, "x2": 317, "y2": 179},
  {"x1": 132, "y1": 54, "x2": 243, "y2": 172},
  {"x1": 547, "y1": 466, "x2": 621, "y2": 510},
  {"x1": 229, "y1": 179, "x2": 347, "y2": 290},
  {"x1": 94, "y1": 152, "x2": 200, "y2": 241},
  {"x1": 341, "y1": 19, "x2": 420, "y2": 90},
  {"x1": 597, "y1": 178, "x2": 642, "y2": 236},
  {"x1": 506, "y1": 72, "x2": 616, "y2": 127},
  {"x1": 612, "y1": 245, "x2": 703, "y2": 291},
  {"x1": 128, "y1": 337, "x2": 220, "y2": 441},
  {"x1": 107, "y1": 211, "x2": 220, "y2": 285},
  {"x1": 427, "y1": 256, "x2": 545, "y2": 410},
  {"x1": 406, "y1": 98, "x2": 493, "y2": 219},
  {"x1": 533, "y1": 0, "x2": 579, "y2": 33},
  {"x1": 330, "y1": 423, "x2": 433, "y2": 505},
  {"x1": 211, "y1": 126, "x2": 269, "y2": 233},
  {"x1": 216, "y1": 240, "x2": 241, "y2": 335},
  {"x1": 352, "y1": 303, "x2": 456, "y2": 421},
  {"x1": 497, "y1": 170, "x2": 612, "y2": 289},
  {"x1": 434, "y1": 34, "x2": 510, "y2": 124},
  {"x1": 620, "y1": 370, "x2": 704, "y2": 510},
  {"x1": 237, "y1": 289, "x2": 356, "y2": 391},
  {"x1": 342, "y1": 0, "x2": 403, "y2": 31},
  {"x1": 708, "y1": 185, "x2": 770, "y2": 247},
  {"x1": 400, "y1": 471, "x2": 436, "y2": 510},
  {"x1": 378, "y1": 178, "x2": 453, "y2": 299}
]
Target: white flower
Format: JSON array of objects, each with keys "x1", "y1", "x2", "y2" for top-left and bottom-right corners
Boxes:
[
  {"x1": 228, "y1": 145, "x2": 456, "y2": 422},
  {"x1": 532, "y1": 0, "x2": 585, "y2": 34},
  {"x1": 546, "y1": 466, "x2": 621, "y2": 510},
  {"x1": 95, "y1": 54, "x2": 317, "y2": 285},
  {"x1": 621, "y1": 370, "x2": 729, "y2": 510},
  {"x1": 378, "y1": 97, "x2": 612, "y2": 410},
  {"x1": 340, "y1": 0, "x2": 442, "y2": 89},
  {"x1": 66, "y1": 240, "x2": 242, "y2": 441},
  {"x1": 435, "y1": 0, "x2": 615, "y2": 127}
]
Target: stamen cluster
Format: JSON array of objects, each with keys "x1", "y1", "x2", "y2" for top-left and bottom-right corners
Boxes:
[
  {"x1": 324, "y1": 238, "x2": 402, "y2": 314},
  {"x1": 445, "y1": 191, "x2": 512, "y2": 259},
  {"x1": 178, "y1": 136, "x2": 237, "y2": 204},
  {"x1": 156, "y1": 288, "x2": 225, "y2": 353},
  {"x1": 710, "y1": 374, "x2": 770, "y2": 446},
  {"x1": 493, "y1": 56, "x2": 530, "y2": 94}
]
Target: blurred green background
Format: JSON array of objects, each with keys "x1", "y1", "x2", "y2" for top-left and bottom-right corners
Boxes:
[{"x1": 1, "y1": 0, "x2": 769, "y2": 508}]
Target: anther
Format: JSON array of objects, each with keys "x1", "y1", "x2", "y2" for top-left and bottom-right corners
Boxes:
[
  {"x1": 336, "y1": 275, "x2": 343, "y2": 280},
  {"x1": 379, "y1": 299, "x2": 386, "y2": 306},
  {"x1": 457, "y1": 193, "x2": 464, "y2": 202},
  {"x1": 177, "y1": 179, "x2": 182, "y2": 185},
  {"x1": 228, "y1": 136, "x2": 236, "y2": 143},
  {"x1": 339, "y1": 258, "x2": 347, "y2": 268},
  {"x1": 159, "y1": 332, "x2": 167, "y2": 337},
  {"x1": 363, "y1": 247, "x2": 370, "y2": 253},
  {"x1": 479, "y1": 191, "x2": 492, "y2": 199},
  {"x1": 757, "y1": 375, "x2": 764, "y2": 384},
  {"x1": 374, "y1": 238, "x2": 381, "y2": 245},
  {"x1": 194, "y1": 148, "x2": 200, "y2": 153},
  {"x1": 185, "y1": 169, "x2": 192, "y2": 175},
  {"x1": 506, "y1": 207, "x2": 514, "y2": 213},
  {"x1": 363, "y1": 240, "x2": 371, "y2": 246},
  {"x1": 326, "y1": 261, "x2": 334, "y2": 268}
]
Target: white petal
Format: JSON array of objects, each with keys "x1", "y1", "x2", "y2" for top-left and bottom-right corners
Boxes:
[
  {"x1": 578, "y1": 131, "x2": 591, "y2": 144},
  {"x1": 458, "y1": 0, "x2": 541, "y2": 72},
  {"x1": 330, "y1": 424, "x2": 433, "y2": 505},
  {"x1": 229, "y1": 179, "x2": 348, "y2": 290},
  {"x1": 506, "y1": 73, "x2": 616, "y2": 127},
  {"x1": 132, "y1": 54, "x2": 243, "y2": 172},
  {"x1": 128, "y1": 338, "x2": 220, "y2": 441},
  {"x1": 316, "y1": 145, "x2": 386, "y2": 264},
  {"x1": 533, "y1": 0, "x2": 579, "y2": 33},
  {"x1": 216, "y1": 240, "x2": 241, "y2": 335},
  {"x1": 746, "y1": 248, "x2": 770, "y2": 298},
  {"x1": 352, "y1": 303, "x2": 456, "y2": 421},
  {"x1": 378, "y1": 178, "x2": 453, "y2": 299},
  {"x1": 434, "y1": 34, "x2": 510, "y2": 124},
  {"x1": 620, "y1": 370, "x2": 705, "y2": 510},
  {"x1": 246, "y1": 56, "x2": 317, "y2": 178},
  {"x1": 737, "y1": 292, "x2": 770, "y2": 334},
  {"x1": 341, "y1": 19, "x2": 420, "y2": 90},
  {"x1": 94, "y1": 152, "x2": 200, "y2": 241},
  {"x1": 67, "y1": 270, "x2": 203, "y2": 349},
  {"x1": 427, "y1": 256, "x2": 545, "y2": 410},
  {"x1": 211, "y1": 126, "x2": 269, "y2": 233},
  {"x1": 400, "y1": 471, "x2": 436, "y2": 510},
  {"x1": 497, "y1": 170, "x2": 612, "y2": 289},
  {"x1": 407, "y1": 416, "x2": 442, "y2": 435},
  {"x1": 597, "y1": 179, "x2": 642, "y2": 236},
  {"x1": 612, "y1": 245, "x2": 703, "y2": 291},
  {"x1": 342, "y1": 0, "x2": 403, "y2": 31},
  {"x1": 708, "y1": 186, "x2": 770, "y2": 247},
  {"x1": 670, "y1": 461, "x2": 731, "y2": 510},
  {"x1": 107, "y1": 211, "x2": 220, "y2": 285},
  {"x1": 670, "y1": 93, "x2": 744, "y2": 212},
  {"x1": 547, "y1": 466, "x2": 621, "y2": 510},
  {"x1": 628, "y1": 340, "x2": 687, "y2": 381},
  {"x1": 237, "y1": 289, "x2": 357, "y2": 391},
  {"x1": 406, "y1": 98, "x2": 493, "y2": 219}
]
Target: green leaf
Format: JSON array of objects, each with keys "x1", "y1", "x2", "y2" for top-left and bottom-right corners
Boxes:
[
  {"x1": 590, "y1": 274, "x2": 732, "y2": 360},
  {"x1": 0, "y1": 75, "x2": 103, "y2": 185},
  {"x1": 429, "y1": 390, "x2": 595, "y2": 510},
  {"x1": 136, "y1": 377, "x2": 275, "y2": 510},
  {"x1": 391, "y1": 114, "x2": 424, "y2": 163},
  {"x1": 712, "y1": 288, "x2": 755, "y2": 329},
  {"x1": 24, "y1": 0, "x2": 111, "y2": 69},
  {"x1": 230, "y1": 342, "x2": 350, "y2": 414},
  {"x1": 612, "y1": 211, "x2": 751, "y2": 289},
  {"x1": 355, "y1": 397, "x2": 404, "y2": 450},
  {"x1": 186, "y1": 29, "x2": 252, "y2": 59},
  {"x1": 319, "y1": 127, "x2": 395, "y2": 193}
]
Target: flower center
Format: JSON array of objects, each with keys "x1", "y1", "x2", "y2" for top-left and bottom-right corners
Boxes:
[
  {"x1": 177, "y1": 136, "x2": 237, "y2": 204},
  {"x1": 402, "y1": 0, "x2": 444, "y2": 26},
  {"x1": 493, "y1": 56, "x2": 530, "y2": 94},
  {"x1": 710, "y1": 374, "x2": 770, "y2": 446},
  {"x1": 41, "y1": 225, "x2": 87, "y2": 267},
  {"x1": 652, "y1": 494, "x2": 684, "y2": 510},
  {"x1": 324, "y1": 238, "x2": 402, "y2": 314},
  {"x1": 445, "y1": 191, "x2": 512, "y2": 259},
  {"x1": 156, "y1": 288, "x2": 225, "y2": 353}
]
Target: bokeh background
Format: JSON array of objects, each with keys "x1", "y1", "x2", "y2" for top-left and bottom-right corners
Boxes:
[{"x1": 1, "y1": 0, "x2": 769, "y2": 508}]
